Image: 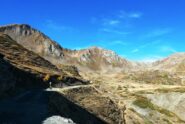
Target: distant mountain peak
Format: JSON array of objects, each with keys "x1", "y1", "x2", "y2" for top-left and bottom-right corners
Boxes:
[
  {"x1": 0, "y1": 23, "x2": 64, "y2": 59},
  {"x1": 152, "y1": 52, "x2": 185, "y2": 72},
  {"x1": 0, "y1": 24, "x2": 141, "y2": 72}
]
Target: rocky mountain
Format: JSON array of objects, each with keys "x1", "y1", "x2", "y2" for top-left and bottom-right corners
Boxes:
[
  {"x1": 153, "y1": 53, "x2": 185, "y2": 72},
  {"x1": 0, "y1": 24, "x2": 135, "y2": 72},
  {"x1": 64, "y1": 46, "x2": 133, "y2": 72},
  {"x1": 0, "y1": 34, "x2": 88, "y2": 98},
  {"x1": 1, "y1": 24, "x2": 185, "y2": 73},
  {"x1": 0, "y1": 24, "x2": 65, "y2": 58},
  {"x1": 1, "y1": 24, "x2": 185, "y2": 124}
]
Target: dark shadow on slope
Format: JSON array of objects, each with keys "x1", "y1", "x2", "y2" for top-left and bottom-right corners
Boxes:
[
  {"x1": 0, "y1": 53, "x2": 48, "y2": 99},
  {"x1": 48, "y1": 91, "x2": 107, "y2": 124},
  {"x1": 0, "y1": 90, "x2": 106, "y2": 124}
]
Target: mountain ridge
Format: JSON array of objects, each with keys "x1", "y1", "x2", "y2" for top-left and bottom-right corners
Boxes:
[
  {"x1": 1, "y1": 24, "x2": 185, "y2": 124},
  {"x1": 0, "y1": 24, "x2": 135, "y2": 72},
  {"x1": 0, "y1": 24, "x2": 184, "y2": 73}
]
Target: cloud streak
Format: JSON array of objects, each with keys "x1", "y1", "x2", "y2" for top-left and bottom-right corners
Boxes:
[
  {"x1": 131, "y1": 40, "x2": 161, "y2": 53},
  {"x1": 131, "y1": 49, "x2": 139, "y2": 53},
  {"x1": 101, "y1": 28, "x2": 130, "y2": 35},
  {"x1": 44, "y1": 20, "x2": 74, "y2": 32},
  {"x1": 103, "y1": 19, "x2": 120, "y2": 26},
  {"x1": 145, "y1": 28, "x2": 172, "y2": 38},
  {"x1": 93, "y1": 10, "x2": 143, "y2": 36},
  {"x1": 128, "y1": 12, "x2": 143, "y2": 18},
  {"x1": 108, "y1": 40, "x2": 128, "y2": 46},
  {"x1": 119, "y1": 11, "x2": 143, "y2": 19},
  {"x1": 91, "y1": 10, "x2": 142, "y2": 27}
]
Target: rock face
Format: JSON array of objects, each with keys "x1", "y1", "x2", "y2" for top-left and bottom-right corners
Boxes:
[
  {"x1": 65, "y1": 46, "x2": 133, "y2": 72},
  {"x1": 0, "y1": 24, "x2": 64, "y2": 59},
  {"x1": 0, "y1": 24, "x2": 134, "y2": 72}
]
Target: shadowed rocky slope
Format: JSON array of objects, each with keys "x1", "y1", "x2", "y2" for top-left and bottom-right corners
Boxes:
[
  {"x1": 0, "y1": 34, "x2": 88, "y2": 98},
  {"x1": 0, "y1": 33, "x2": 109, "y2": 124},
  {"x1": 0, "y1": 89, "x2": 106, "y2": 124}
]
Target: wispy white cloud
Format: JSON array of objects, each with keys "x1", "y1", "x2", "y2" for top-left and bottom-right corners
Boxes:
[
  {"x1": 109, "y1": 40, "x2": 128, "y2": 46},
  {"x1": 131, "y1": 49, "x2": 139, "y2": 53},
  {"x1": 101, "y1": 28, "x2": 130, "y2": 35},
  {"x1": 93, "y1": 10, "x2": 142, "y2": 27},
  {"x1": 73, "y1": 39, "x2": 128, "y2": 50},
  {"x1": 44, "y1": 20, "x2": 74, "y2": 32},
  {"x1": 92, "y1": 10, "x2": 143, "y2": 36},
  {"x1": 96, "y1": 40, "x2": 128, "y2": 48},
  {"x1": 118, "y1": 11, "x2": 143, "y2": 19},
  {"x1": 128, "y1": 12, "x2": 142, "y2": 18},
  {"x1": 140, "y1": 40, "x2": 161, "y2": 48},
  {"x1": 131, "y1": 40, "x2": 161, "y2": 53},
  {"x1": 145, "y1": 28, "x2": 172, "y2": 38},
  {"x1": 103, "y1": 19, "x2": 120, "y2": 26}
]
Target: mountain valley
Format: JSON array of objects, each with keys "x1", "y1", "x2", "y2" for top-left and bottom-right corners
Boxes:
[{"x1": 0, "y1": 24, "x2": 185, "y2": 124}]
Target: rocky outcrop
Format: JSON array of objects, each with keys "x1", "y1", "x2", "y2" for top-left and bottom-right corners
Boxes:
[{"x1": 0, "y1": 24, "x2": 64, "y2": 59}]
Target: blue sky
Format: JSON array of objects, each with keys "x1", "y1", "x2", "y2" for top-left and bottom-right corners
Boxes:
[{"x1": 0, "y1": 0, "x2": 185, "y2": 62}]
